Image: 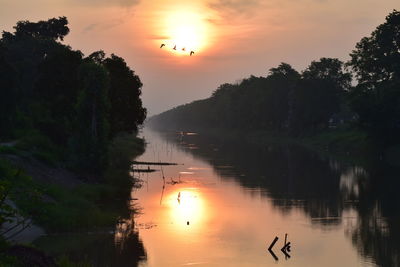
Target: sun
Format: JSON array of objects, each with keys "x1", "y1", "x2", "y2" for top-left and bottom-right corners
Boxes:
[{"x1": 161, "y1": 9, "x2": 209, "y2": 55}]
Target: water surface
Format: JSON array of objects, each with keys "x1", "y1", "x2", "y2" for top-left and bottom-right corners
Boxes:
[
  {"x1": 133, "y1": 128, "x2": 400, "y2": 267},
  {"x1": 35, "y1": 128, "x2": 400, "y2": 266}
]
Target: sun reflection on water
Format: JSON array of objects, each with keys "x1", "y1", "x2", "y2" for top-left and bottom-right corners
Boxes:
[{"x1": 167, "y1": 188, "x2": 206, "y2": 229}]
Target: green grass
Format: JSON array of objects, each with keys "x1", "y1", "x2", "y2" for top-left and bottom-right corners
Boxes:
[
  {"x1": 11, "y1": 130, "x2": 65, "y2": 166},
  {"x1": 0, "y1": 145, "x2": 20, "y2": 155},
  {"x1": 57, "y1": 255, "x2": 92, "y2": 267},
  {"x1": 0, "y1": 133, "x2": 142, "y2": 266},
  {"x1": 104, "y1": 133, "x2": 145, "y2": 191},
  {"x1": 15, "y1": 183, "x2": 120, "y2": 232},
  {"x1": 2, "y1": 133, "x2": 146, "y2": 233}
]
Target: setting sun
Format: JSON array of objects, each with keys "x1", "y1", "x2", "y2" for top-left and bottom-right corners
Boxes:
[{"x1": 161, "y1": 9, "x2": 209, "y2": 55}]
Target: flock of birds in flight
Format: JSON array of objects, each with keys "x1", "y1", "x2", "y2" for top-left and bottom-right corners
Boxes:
[{"x1": 160, "y1": 43, "x2": 195, "y2": 56}]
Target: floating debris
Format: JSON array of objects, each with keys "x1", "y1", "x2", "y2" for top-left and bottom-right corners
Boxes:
[{"x1": 132, "y1": 161, "x2": 180, "y2": 166}]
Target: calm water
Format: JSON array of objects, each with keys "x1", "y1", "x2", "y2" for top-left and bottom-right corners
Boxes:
[
  {"x1": 35, "y1": 128, "x2": 400, "y2": 266},
  {"x1": 132, "y1": 128, "x2": 400, "y2": 267}
]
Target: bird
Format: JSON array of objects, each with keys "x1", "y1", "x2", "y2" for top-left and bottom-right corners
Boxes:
[
  {"x1": 173, "y1": 45, "x2": 177, "y2": 50},
  {"x1": 182, "y1": 47, "x2": 186, "y2": 51},
  {"x1": 160, "y1": 43, "x2": 165, "y2": 48},
  {"x1": 190, "y1": 51, "x2": 195, "y2": 56}
]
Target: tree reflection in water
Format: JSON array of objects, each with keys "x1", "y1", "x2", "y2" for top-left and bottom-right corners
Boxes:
[
  {"x1": 34, "y1": 215, "x2": 146, "y2": 266},
  {"x1": 160, "y1": 131, "x2": 400, "y2": 267}
]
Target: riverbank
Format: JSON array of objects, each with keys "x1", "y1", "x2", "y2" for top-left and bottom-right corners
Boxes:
[
  {"x1": 154, "y1": 125, "x2": 399, "y2": 168},
  {"x1": 247, "y1": 128, "x2": 378, "y2": 166},
  {"x1": 0, "y1": 133, "x2": 146, "y2": 265}
]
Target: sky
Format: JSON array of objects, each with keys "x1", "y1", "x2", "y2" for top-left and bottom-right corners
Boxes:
[{"x1": 0, "y1": 0, "x2": 399, "y2": 115}]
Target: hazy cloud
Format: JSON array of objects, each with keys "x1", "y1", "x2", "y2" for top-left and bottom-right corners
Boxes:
[
  {"x1": 147, "y1": 35, "x2": 170, "y2": 40},
  {"x1": 82, "y1": 13, "x2": 131, "y2": 33},
  {"x1": 71, "y1": 0, "x2": 140, "y2": 8},
  {"x1": 208, "y1": 0, "x2": 262, "y2": 18},
  {"x1": 83, "y1": 23, "x2": 97, "y2": 33}
]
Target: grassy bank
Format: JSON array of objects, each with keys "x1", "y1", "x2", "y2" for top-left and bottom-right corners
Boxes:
[
  {"x1": 249, "y1": 128, "x2": 400, "y2": 167},
  {"x1": 0, "y1": 133, "x2": 145, "y2": 265},
  {"x1": 172, "y1": 126, "x2": 393, "y2": 167},
  {"x1": 2, "y1": 133, "x2": 144, "y2": 232}
]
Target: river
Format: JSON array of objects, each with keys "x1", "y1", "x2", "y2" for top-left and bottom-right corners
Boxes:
[
  {"x1": 130, "y1": 128, "x2": 400, "y2": 267},
  {"x1": 34, "y1": 128, "x2": 400, "y2": 266}
]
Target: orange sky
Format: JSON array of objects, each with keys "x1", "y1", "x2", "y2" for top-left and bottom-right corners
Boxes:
[{"x1": 1, "y1": 0, "x2": 399, "y2": 115}]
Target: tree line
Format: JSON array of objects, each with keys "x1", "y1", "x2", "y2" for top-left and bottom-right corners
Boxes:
[
  {"x1": 149, "y1": 10, "x2": 400, "y2": 145},
  {"x1": 0, "y1": 17, "x2": 146, "y2": 174}
]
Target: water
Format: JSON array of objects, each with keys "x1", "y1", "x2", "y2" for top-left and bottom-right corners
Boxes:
[
  {"x1": 35, "y1": 128, "x2": 400, "y2": 266},
  {"x1": 131, "y1": 128, "x2": 400, "y2": 267}
]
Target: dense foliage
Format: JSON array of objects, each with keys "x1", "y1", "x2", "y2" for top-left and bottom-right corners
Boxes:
[
  {"x1": 348, "y1": 10, "x2": 400, "y2": 142},
  {"x1": 149, "y1": 10, "x2": 400, "y2": 145},
  {"x1": 149, "y1": 58, "x2": 351, "y2": 136},
  {"x1": 0, "y1": 17, "x2": 146, "y2": 173}
]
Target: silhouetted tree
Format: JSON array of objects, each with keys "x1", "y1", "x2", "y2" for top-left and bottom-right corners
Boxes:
[
  {"x1": 13, "y1": 16, "x2": 69, "y2": 41},
  {"x1": 0, "y1": 17, "x2": 147, "y2": 174},
  {"x1": 103, "y1": 54, "x2": 146, "y2": 137},
  {"x1": 0, "y1": 16, "x2": 70, "y2": 116},
  {"x1": 32, "y1": 45, "x2": 83, "y2": 145},
  {"x1": 265, "y1": 63, "x2": 300, "y2": 131},
  {"x1": 71, "y1": 62, "x2": 110, "y2": 172},
  {"x1": 291, "y1": 58, "x2": 351, "y2": 134},
  {"x1": 303, "y1": 58, "x2": 351, "y2": 90},
  {"x1": 0, "y1": 44, "x2": 18, "y2": 139},
  {"x1": 348, "y1": 10, "x2": 400, "y2": 142}
]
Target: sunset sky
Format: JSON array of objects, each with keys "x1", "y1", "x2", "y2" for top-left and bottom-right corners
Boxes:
[{"x1": 1, "y1": 0, "x2": 399, "y2": 115}]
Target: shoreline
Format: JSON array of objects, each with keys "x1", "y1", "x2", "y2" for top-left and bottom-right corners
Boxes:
[
  {"x1": 0, "y1": 134, "x2": 146, "y2": 265},
  {"x1": 149, "y1": 126, "x2": 398, "y2": 168}
]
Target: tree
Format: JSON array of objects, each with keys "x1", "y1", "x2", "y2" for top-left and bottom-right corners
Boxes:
[
  {"x1": 349, "y1": 10, "x2": 400, "y2": 87},
  {"x1": 1, "y1": 17, "x2": 71, "y2": 117},
  {"x1": 103, "y1": 54, "x2": 146, "y2": 137},
  {"x1": 265, "y1": 63, "x2": 300, "y2": 131},
  {"x1": 303, "y1": 58, "x2": 351, "y2": 90},
  {"x1": 13, "y1": 17, "x2": 69, "y2": 41},
  {"x1": 0, "y1": 44, "x2": 17, "y2": 139},
  {"x1": 32, "y1": 45, "x2": 83, "y2": 145},
  {"x1": 348, "y1": 10, "x2": 400, "y2": 141},
  {"x1": 291, "y1": 58, "x2": 351, "y2": 134},
  {"x1": 71, "y1": 62, "x2": 110, "y2": 172}
]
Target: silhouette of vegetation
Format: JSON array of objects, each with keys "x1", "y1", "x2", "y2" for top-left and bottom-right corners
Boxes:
[
  {"x1": 149, "y1": 58, "x2": 352, "y2": 136},
  {"x1": 0, "y1": 17, "x2": 146, "y2": 174},
  {"x1": 348, "y1": 10, "x2": 400, "y2": 143},
  {"x1": 0, "y1": 17, "x2": 147, "y2": 264},
  {"x1": 149, "y1": 10, "x2": 399, "y2": 149}
]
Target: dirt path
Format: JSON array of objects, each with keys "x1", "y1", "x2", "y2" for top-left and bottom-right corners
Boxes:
[
  {"x1": 1, "y1": 154, "x2": 83, "y2": 188},
  {"x1": 0, "y1": 140, "x2": 18, "y2": 147},
  {"x1": 1, "y1": 200, "x2": 46, "y2": 244}
]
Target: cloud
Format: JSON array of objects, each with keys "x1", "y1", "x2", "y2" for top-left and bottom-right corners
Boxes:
[
  {"x1": 82, "y1": 23, "x2": 98, "y2": 33},
  {"x1": 82, "y1": 13, "x2": 131, "y2": 33},
  {"x1": 113, "y1": 0, "x2": 140, "y2": 7},
  {"x1": 72, "y1": 0, "x2": 140, "y2": 8},
  {"x1": 207, "y1": 0, "x2": 262, "y2": 18},
  {"x1": 147, "y1": 35, "x2": 170, "y2": 40}
]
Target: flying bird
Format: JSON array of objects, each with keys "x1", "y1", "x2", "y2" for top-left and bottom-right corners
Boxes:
[
  {"x1": 173, "y1": 45, "x2": 177, "y2": 50},
  {"x1": 160, "y1": 43, "x2": 165, "y2": 48},
  {"x1": 190, "y1": 51, "x2": 195, "y2": 56},
  {"x1": 182, "y1": 47, "x2": 186, "y2": 51}
]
